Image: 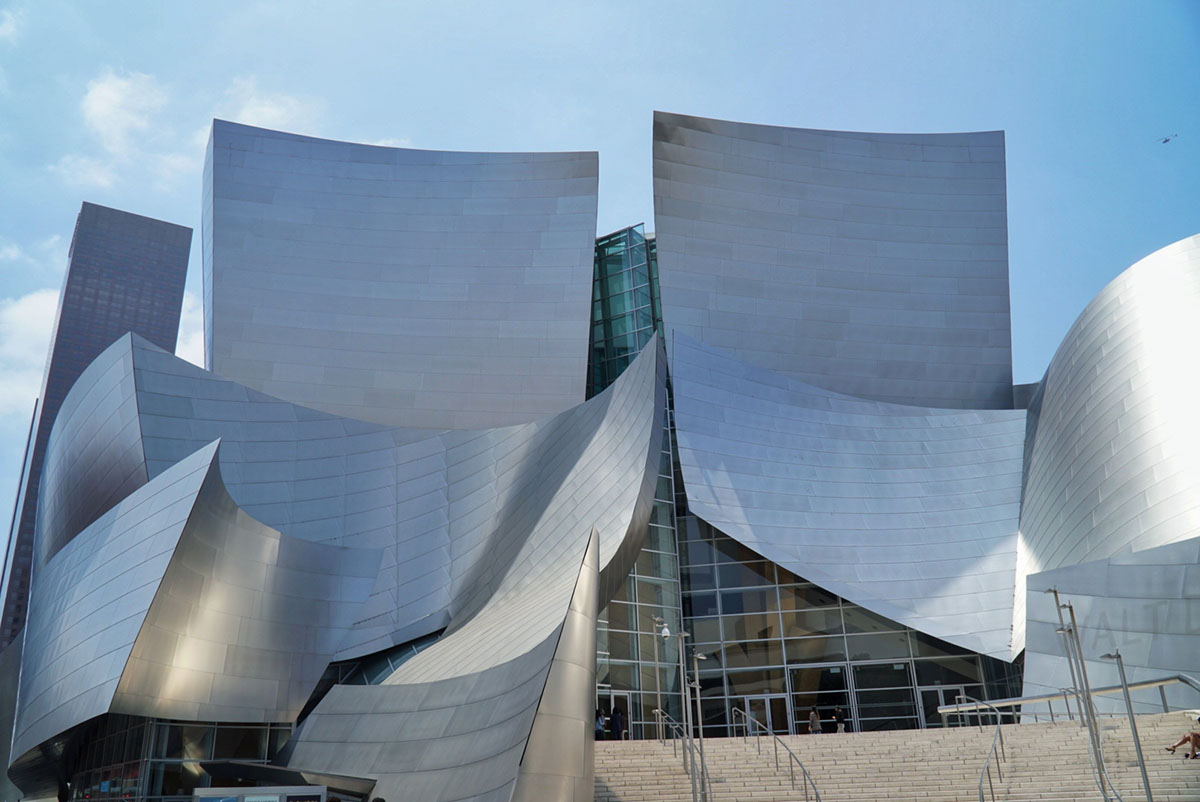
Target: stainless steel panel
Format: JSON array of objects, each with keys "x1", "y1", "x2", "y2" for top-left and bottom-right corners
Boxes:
[
  {"x1": 671, "y1": 335, "x2": 1025, "y2": 658},
  {"x1": 204, "y1": 120, "x2": 598, "y2": 429},
  {"x1": 653, "y1": 111, "x2": 1013, "y2": 410}
]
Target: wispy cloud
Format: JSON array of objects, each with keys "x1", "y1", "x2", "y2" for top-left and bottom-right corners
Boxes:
[
  {"x1": 51, "y1": 70, "x2": 327, "y2": 192},
  {"x1": 366, "y1": 137, "x2": 413, "y2": 148},
  {"x1": 223, "y1": 76, "x2": 323, "y2": 131},
  {"x1": 48, "y1": 152, "x2": 116, "y2": 188},
  {"x1": 0, "y1": 234, "x2": 67, "y2": 272},
  {"x1": 81, "y1": 69, "x2": 168, "y2": 158},
  {"x1": 0, "y1": 288, "x2": 58, "y2": 416},
  {"x1": 0, "y1": 8, "x2": 24, "y2": 43}
]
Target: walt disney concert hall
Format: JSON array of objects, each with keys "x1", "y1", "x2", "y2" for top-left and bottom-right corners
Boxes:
[{"x1": 0, "y1": 113, "x2": 1196, "y2": 802}]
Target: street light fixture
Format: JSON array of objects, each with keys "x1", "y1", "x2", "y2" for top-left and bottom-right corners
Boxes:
[
  {"x1": 692, "y1": 651, "x2": 709, "y2": 802},
  {"x1": 1101, "y1": 649, "x2": 1152, "y2": 802},
  {"x1": 651, "y1": 615, "x2": 665, "y2": 741}
]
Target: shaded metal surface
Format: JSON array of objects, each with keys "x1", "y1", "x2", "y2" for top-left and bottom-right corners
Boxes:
[
  {"x1": 512, "y1": 528, "x2": 598, "y2": 802},
  {"x1": 671, "y1": 335, "x2": 1026, "y2": 658},
  {"x1": 284, "y1": 343, "x2": 662, "y2": 801},
  {"x1": 0, "y1": 202, "x2": 190, "y2": 648},
  {"x1": 1024, "y1": 537, "x2": 1200, "y2": 715},
  {"x1": 204, "y1": 120, "x2": 598, "y2": 430},
  {"x1": 653, "y1": 111, "x2": 1013, "y2": 410},
  {"x1": 12, "y1": 441, "x2": 381, "y2": 784}
]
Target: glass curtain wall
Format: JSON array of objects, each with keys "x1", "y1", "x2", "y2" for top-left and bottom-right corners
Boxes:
[
  {"x1": 64, "y1": 715, "x2": 291, "y2": 802},
  {"x1": 588, "y1": 225, "x2": 682, "y2": 738},
  {"x1": 679, "y1": 516, "x2": 1021, "y2": 736}
]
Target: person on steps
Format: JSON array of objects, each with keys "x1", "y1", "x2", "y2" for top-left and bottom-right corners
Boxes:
[
  {"x1": 808, "y1": 707, "x2": 821, "y2": 734},
  {"x1": 1165, "y1": 717, "x2": 1200, "y2": 758},
  {"x1": 833, "y1": 706, "x2": 848, "y2": 733},
  {"x1": 595, "y1": 708, "x2": 607, "y2": 741}
]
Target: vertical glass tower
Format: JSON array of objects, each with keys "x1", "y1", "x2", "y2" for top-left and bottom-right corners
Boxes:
[{"x1": 588, "y1": 225, "x2": 683, "y2": 736}]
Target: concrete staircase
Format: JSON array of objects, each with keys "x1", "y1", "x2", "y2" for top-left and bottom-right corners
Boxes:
[{"x1": 594, "y1": 710, "x2": 1200, "y2": 801}]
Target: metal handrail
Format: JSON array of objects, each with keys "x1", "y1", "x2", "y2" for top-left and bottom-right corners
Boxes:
[
  {"x1": 655, "y1": 709, "x2": 715, "y2": 802},
  {"x1": 730, "y1": 707, "x2": 822, "y2": 802},
  {"x1": 939, "y1": 673, "x2": 1200, "y2": 717},
  {"x1": 954, "y1": 695, "x2": 1007, "y2": 802}
]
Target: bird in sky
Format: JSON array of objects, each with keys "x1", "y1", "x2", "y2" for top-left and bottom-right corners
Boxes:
[{"x1": 1160, "y1": 133, "x2": 1178, "y2": 144}]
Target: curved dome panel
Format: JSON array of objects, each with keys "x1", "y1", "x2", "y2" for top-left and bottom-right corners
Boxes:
[
  {"x1": 1019, "y1": 235, "x2": 1200, "y2": 576},
  {"x1": 672, "y1": 335, "x2": 1026, "y2": 658},
  {"x1": 653, "y1": 111, "x2": 1012, "y2": 409},
  {"x1": 204, "y1": 120, "x2": 598, "y2": 429}
]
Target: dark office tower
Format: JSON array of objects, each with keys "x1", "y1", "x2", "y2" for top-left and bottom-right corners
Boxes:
[{"x1": 0, "y1": 202, "x2": 190, "y2": 649}]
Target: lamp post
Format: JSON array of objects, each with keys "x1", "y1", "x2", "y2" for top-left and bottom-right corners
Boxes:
[
  {"x1": 653, "y1": 616, "x2": 666, "y2": 742},
  {"x1": 1058, "y1": 600, "x2": 1111, "y2": 802},
  {"x1": 1102, "y1": 649, "x2": 1152, "y2": 802},
  {"x1": 1045, "y1": 587, "x2": 1082, "y2": 724},
  {"x1": 674, "y1": 628, "x2": 698, "y2": 802},
  {"x1": 692, "y1": 651, "x2": 709, "y2": 802}
]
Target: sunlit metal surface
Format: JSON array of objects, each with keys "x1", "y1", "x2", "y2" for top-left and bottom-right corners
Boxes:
[
  {"x1": 1020, "y1": 235, "x2": 1200, "y2": 705},
  {"x1": 671, "y1": 335, "x2": 1026, "y2": 658},
  {"x1": 653, "y1": 111, "x2": 1013, "y2": 410},
  {"x1": 1019, "y1": 235, "x2": 1200, "y2": 574},
  {"x1": 12, "y1": 441, "x2": 381, "y2": 784},
  {"x1": 204, "y1": 120, "x2": 598, "y2": 430}
]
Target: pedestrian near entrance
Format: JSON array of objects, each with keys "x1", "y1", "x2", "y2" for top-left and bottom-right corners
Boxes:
[
  {"x1": 611, "y1": 707, "x2": 627, "y2": 741},
  {"x1": 808, "y1": 707, "x2": 820, "y2": 734},
  {"x1": 833, "y1": 706, "x2": 847, "y2": 733},
  {"x1": 595, "y1": 709, "x2": 606, "y2": 741}
]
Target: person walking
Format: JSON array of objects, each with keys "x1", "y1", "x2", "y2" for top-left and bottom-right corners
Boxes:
[
  {"x1": 833, "y1": 706, "x2": 848, "y2": 733},
  {"x1": 808, "y1": 707, "x2": 821, "y2": 734}
]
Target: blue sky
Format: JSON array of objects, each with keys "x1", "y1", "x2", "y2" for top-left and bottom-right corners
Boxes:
[{"x1": 0, "y1": 1, "x2": 1198, "y2": 522}]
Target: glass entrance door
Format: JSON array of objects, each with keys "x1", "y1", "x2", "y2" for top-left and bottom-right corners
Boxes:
[
  {"x1": 738, "y1": 695, "x2": 790, "y2": 735},
  {"x1": 918, "y1": 685, "x2": 966, "y2": 728}
]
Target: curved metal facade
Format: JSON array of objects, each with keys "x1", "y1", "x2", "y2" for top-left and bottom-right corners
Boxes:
[
  {"x1": 14, "y1": 324, "x2": 663, "y2": 801},
  {"x1": 653, "y1": 111, "x2": 1012, "y2": 410},
  {"x1": 204, "y1": 120, "x2": 598, "y2": 430},
  {"x1": 671, "y1": 335, "x2": 1026, "y2": 659},
  {"x1": 12, "y1": 441, "x2": 382, "y2": 793},
  {"x1": 1016, "y1": 235, "x2": 1200, "y2": 699},
  {"x1": 1019, "y1": 235, "x2": 1200, "y2": 574}
]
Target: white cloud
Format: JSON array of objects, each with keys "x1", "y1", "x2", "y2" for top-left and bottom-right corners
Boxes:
[
  {"x1": 82, "y1": 69, "x2": 168, "y2": 158},
  {"x1": 0, "y1": 234, "x2": 66, "y2": 272},
  {"x1": 175, "y1": 290, "x2": 204, "y2": 368},
  {"x1": 0, "y1": 8, "x2": 24, "y2": 43},
  {"x1": 366, "y1": 137, "x2": 413, "y2": 148},
  {"x1": 0, "y1": 288, "x2": 58, "y2": 416},
  {"x1": 224, "y1": 76, "x2": 323, "y2": 131},
  {"x1": 49, "y1": 152, "x2": 116, "y2": 188}
]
